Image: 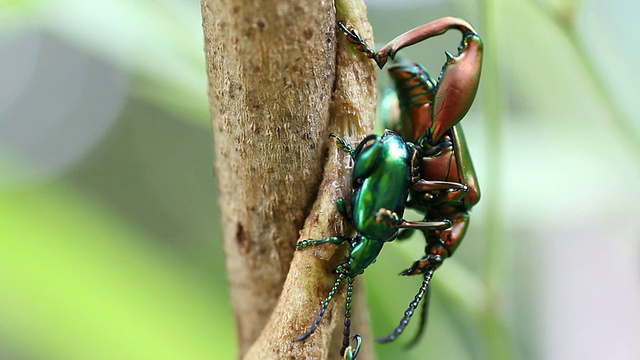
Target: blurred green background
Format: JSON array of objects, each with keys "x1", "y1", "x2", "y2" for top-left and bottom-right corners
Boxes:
[{"x1": 1, "y1": 0, "x2": 638, "y2": 359}]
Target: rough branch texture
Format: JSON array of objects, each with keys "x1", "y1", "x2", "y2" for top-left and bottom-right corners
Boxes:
[{"x1": 202, "y1": 0, "x2": 376, "y2": 358}]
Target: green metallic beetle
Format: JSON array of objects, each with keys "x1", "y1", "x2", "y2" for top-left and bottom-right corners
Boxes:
[
  {"x1": 295, "y1": 17, "x2": 483, "y2": 357},
  {"x1": 295, "y1": 130, "x2": 443, "y2": 357}
]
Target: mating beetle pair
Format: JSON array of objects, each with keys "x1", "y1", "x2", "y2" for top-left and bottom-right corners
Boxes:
[{"x1": 295, "y1": 17, "x2": 483, "y2": 359}]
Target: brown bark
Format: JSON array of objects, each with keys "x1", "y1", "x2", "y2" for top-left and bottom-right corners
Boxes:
[{"x1": 202, "y1": 0, "x2": 376, "y2": 358}]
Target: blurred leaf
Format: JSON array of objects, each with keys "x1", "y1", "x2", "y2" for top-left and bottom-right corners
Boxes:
[
  {"x1": 0, "y1": 184, "x2": 236, "y2": 360},
  {"x1": 40, "y1": 0, "x2": 209, "y2": 123},
  {"x1": 0, "y1": 0, "x2": 49, "y2": 32}
]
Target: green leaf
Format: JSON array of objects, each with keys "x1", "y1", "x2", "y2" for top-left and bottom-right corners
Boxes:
[{"x1": 0, "y1": 184, "x2": 236, "y2": 360}]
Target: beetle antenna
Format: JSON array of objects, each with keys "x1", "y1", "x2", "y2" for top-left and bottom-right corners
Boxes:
[
  {"x1": 377, "y1": 268, "x2": 435, "y2": 343},
  {"x1": 296, "y1": 272, "x2": 346, "y2": 341}
]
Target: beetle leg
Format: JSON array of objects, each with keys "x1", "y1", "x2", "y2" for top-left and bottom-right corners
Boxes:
[
  {"x1": 375, "y1": 17, "x2": 478, "y2": 68},
  {"x1": 412, "y1": 180, "x2": 469, "y2": 206},
  {"x1": 450, "y1": 125, "x2": 480, "y2": 208},
  {"x1": 295, "y1": 236, "x2": 349, "y2": 250},
  {"x1": 376, "y1": 18, "x2": 483, "y2": 143},
  {"x1": 340, "y1": 276, "x2": 356, "y2": 357},
  {"x1": 385, "y1": 64, "x2": 438, "y2": 142},
  {"x1": 412, "y1": 179, "x2": 467, "y2": 192},
  {"x1": 400, "y1": 237, "x2": 448, "y2": 275},
  {"x1": 430, "y1": 34, "x2": 483, "y2": 142},
  {"x1": 404, "y1": 286, "x2": 432, "y2": 349},
  {"x1": 377, "y1": 266, "x2": 438, "y2": 343},
  {"x1": 399, "y1": 213, "x2": 468, "y2": 275},
  {"x1": 296, "y1": 266, "x2": 349, "y2": 341},
  {"x1": 343, "y1": 334, "x2": 362, "y2": 360},
  {"x1": 396, "y1": 219, "x2": 452, "y2": 230},
  {"x1": 433, "y1": 212, "x2": 470, "y2": 256},
  {"x1": 340, "y1": 18, "x2": 482, "y2": 144},
  {"x1": 330, "y1": 133, "x2": 355, "y2": 159},
  {"x1": 374, "y1": 208, "x2": 452, "y2": 231},
  {"x1": 337, "y1": 21, "x2": 382, "y2": 67}
]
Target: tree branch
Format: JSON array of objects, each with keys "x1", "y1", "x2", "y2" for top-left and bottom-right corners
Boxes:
[{"x1": 202, "y1": 0, "x2": 376, "y2": 358}]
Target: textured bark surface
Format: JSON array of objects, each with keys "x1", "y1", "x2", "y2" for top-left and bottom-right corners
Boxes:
[{"x1": 202, "y1": 0, "x2": 376, "y2": 358}]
